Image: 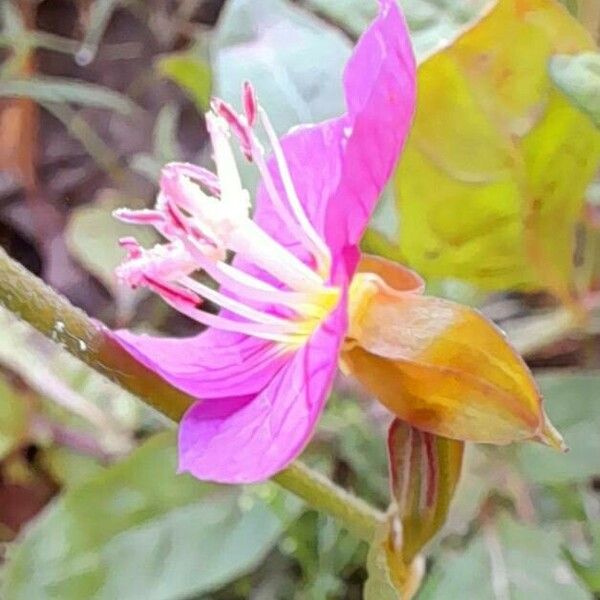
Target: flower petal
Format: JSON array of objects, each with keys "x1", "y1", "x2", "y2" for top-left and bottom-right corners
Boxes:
[
  {"x1": 248, "y1": 0, "x2": 416, "y2": 277},
  {"x1": 111, "y1": 328, "x2": 289, "y2": 399},
  {"x1": 178, "y1": 302, "x2": 346, "y2": 483},
  {"x1": 343, "y1": 278, "x2": 564, "y2": 447},
  {"x1": 326, "y1": 0, "x2": 416, "y2": 253}
]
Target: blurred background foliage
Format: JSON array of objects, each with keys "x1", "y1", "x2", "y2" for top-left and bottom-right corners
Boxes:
[{"x1": 0, "y1": 0, "x2": 599, "y2": 598}]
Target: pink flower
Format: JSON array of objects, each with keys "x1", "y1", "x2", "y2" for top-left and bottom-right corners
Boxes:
[{"x1": 111, "y1": 0, "x2": 416, "y2": 483}]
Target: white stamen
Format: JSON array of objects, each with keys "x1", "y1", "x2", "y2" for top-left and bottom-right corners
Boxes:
[
  {"x1": 115, "y1": 93, "x2": 340, "y2": 344},
  {"x1": 205, "y1": 113, "x2": 248, "y2": 215},
  {"x1": 163, "y1": 295, "x2": 312, "y2": 344},
  {"x1": 180, "y1": 276, "x2": 293, "y2": 326},
  {"x1": 249, "y1": 143, "x2": 322, "y2": 267},
  {"x1": 258, "y1": 106, "x2": 332, "y2": 276},
  {"x1": 229, "y1": 220, "x2": 324, "y2": 293}
]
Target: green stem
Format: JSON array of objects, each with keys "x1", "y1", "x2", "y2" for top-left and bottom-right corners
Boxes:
[
  {"x1": 273, "y1": 462, "x2": 384, "y2": 541},
  {"x1": 0, "y1": 246, "x2": 384, "y2": 541}
]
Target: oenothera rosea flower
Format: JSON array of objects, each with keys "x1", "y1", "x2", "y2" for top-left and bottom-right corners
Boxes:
[{"x1": 111, "y1": 0, "x2": 564, "y2": 484}]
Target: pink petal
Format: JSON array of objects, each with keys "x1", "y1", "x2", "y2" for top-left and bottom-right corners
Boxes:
[
  {"x1": 248, "y1": 0, "x2": 415, "y2": 279},
  {"x1": 178, "y1": 301, "x2": 347, "y2": 483},
  {"x1": 111, "y1": 328, "x2": 289, "y2": 399}
]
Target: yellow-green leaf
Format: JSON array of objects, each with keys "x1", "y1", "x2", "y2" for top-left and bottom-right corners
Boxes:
[
  {"x1": 0, "y1": 375, "x2": 28, "y2": 460},
  {"x1": 369, "y1": 0, "x2": 600, "y2": 299},
  {"x1": 157, "y1": 51, "x2": 212, "y2": 112}
]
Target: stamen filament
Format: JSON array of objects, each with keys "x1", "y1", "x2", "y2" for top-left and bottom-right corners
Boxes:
[
  {"x1": 115, "y1": 89, "x2": 339, "y2": 349},
  {"x1": 160, "y1": 294, "x2": 312, "y2": 344},
  {"x1": 181, "y1": 236, "x2": 337, "y2": 320},
  {"x1": 258, "y1": 106, "x2": 332, "y2": 276},
  {"x1": 216, "y1": 262, "x2": 338, "y2": 320},
  {"x1": 229, "y1": 220, "x2": 324, "y2": 293},
  {"x1": 180, "y1": 276, "x2": 294, "y2": 327},
  {"x1": 250, "y1": 142, "x2": 326, "y2": 272}
]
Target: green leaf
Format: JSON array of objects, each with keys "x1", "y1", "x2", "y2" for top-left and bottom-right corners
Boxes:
[
  {"x1": 304, "y1": 0, "x2": 378, "y2": 38},
  {"x1": 283, "y1": 511, "x2": 366, "y2": 598},
  {"x1": 210, "y1": 0, "x2": 351, "y2": 191},
  {"x1": 64, "y1": 190, "x2": 157, "y2": 319},
  {"x1": 157, "y1": 52, "x2": 212, "y2": 112},
  {"x1": 419, "y1": 515, "x2": 590, "y2": 600},
  {"x1": 516, "y1": 372, "x2": 600, "y2": 484},
  {"x1": 401, "y1": 0, "x2": 491, "y2": 62},
  {"x1": 550, "y1": 53, "x2": 600, "y2": 127},
  {"x1": 41, "y1": 446, "x2": 106, "y2": 488},
  {"x1": 304, "y1": 0, "x2": 489, "y2": 60},
  {"x1": 371, "y1": 0, "x2": 600, "y2": 298},
  {"x1": 212, "y1": 0, "x2": 351, "y2": 137},
  {"x1": 3, "y1": 432, "x2": 296, "y2": 600},
  {"x1": 568, "y1": 522, "x2": 600, "y2": 593},
  {"x1": 0, "y1": 375, "x2": 27, "y2": 460},
  {"x1": 318, "y1": 397, "x2": 389, "y2": 504},
  {"x1": 0, "y1": 77, "x2": 136, "y2": 115}
]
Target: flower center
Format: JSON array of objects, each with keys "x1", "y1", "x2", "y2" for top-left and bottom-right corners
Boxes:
[{"x1": 114, "y1": 83, "x2": 339, "y2": 346}]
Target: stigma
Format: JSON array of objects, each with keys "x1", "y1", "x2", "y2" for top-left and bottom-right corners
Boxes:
[{"x1": 114, "y1": 83, "x2": 339, "y2": 346}]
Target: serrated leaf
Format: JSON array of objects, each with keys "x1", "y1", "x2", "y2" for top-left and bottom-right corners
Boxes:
[
  {"x1": 419, "y1": 515, "x2": 590, "y2": 600},
  {"x1": 370, "y1": 0, "x2": 600, "y2": 298},
  {"x1": 550, "y1": 52, "x2": 600, "y2": 127},
  {"x1": 0, "y1": 77, "x2": 136, "y2": 115},
  {"x1": 2, "y1": 432, "x2": 296, "y2": 600},
  {"x1": 516, "y1": 372, "x2": 600, "y2": 484},
  {"x1": 388, "y1": 420, "x2": 464, "y2": 565}
]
